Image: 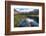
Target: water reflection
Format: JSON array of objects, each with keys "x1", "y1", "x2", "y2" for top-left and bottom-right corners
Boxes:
[{"x1": 18, "y1": 17, "x2": 39, "y2": 27}]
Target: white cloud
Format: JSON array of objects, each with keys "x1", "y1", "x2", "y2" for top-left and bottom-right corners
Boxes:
[{"x1": 15, "y1": 8, "x2": 34, "y2": 12}]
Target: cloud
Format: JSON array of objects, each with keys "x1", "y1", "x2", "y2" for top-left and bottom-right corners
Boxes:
[{"x1": 15, "y1": 8, "x2": 34, "y2": 13}]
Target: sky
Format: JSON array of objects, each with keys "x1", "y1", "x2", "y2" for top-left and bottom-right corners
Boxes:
[{"x1": 15, "y1": 8, "x2": 34, "y2": 12}]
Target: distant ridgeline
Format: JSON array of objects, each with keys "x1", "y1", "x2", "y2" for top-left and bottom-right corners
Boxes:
[{"x1": 14, "y1": 8, "x2": 39, "y2": 15}]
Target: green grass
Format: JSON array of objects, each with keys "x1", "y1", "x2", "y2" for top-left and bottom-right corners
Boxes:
[{"x1": 14, "y1": 14, "x2": 27, "y2": 27}]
